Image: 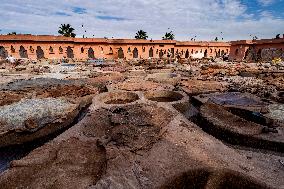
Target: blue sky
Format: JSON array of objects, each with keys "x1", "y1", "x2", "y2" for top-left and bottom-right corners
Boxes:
[
  {"x1": 0, "y1": 0, "x2": 283, "y2": 41},
  {"x1": 242, "y1": 0, "x2": 284, "y2": 19}
]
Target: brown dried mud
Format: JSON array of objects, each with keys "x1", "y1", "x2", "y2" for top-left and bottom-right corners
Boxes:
[{"x1": 0, "y1": 138, "x2": 106, "y2": 189}]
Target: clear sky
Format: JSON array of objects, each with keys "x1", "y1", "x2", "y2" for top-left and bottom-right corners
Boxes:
[{"x1": 0, "y1": 0, "x2": 284, "y2": 41}]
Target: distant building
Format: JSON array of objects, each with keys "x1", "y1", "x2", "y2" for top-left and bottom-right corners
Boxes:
[{"x1": 0, "y1": 34, "x2": 283, "y2": 61}]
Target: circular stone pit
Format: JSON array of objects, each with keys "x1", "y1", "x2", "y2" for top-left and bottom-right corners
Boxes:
[
  {"x1": 161, "y1": 168, "x2": 271, "y2": 189},
  {"x1": 144, "y1": 91, "x2": 184, "y2": 103},
  {"x1": 96, "y1": 91, "x2": 140, "y2": 106}
]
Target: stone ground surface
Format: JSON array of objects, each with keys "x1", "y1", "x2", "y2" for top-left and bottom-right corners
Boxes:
[{"x1": 0, "y1": 59, "x2": 283, "y2": 189}]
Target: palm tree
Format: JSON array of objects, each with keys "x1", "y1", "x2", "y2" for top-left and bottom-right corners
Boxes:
[
  {"x1": 162, "y1": 31, "x2": 175, "y2": 40},
  {"x1": 252, "y1": 36, "x2": 258, "y2": 40},
  {"x1": 135, "y1": 30, "x2": 148, "y2": 39},
  {"x1": 58, "y1": 24, "x2": 76, "y2": 38},
  {"x1": 8, "y1": 32, "x2": 17, "y2": 35},
  {"x1": 215, "y1": 37, "x2": 218, "y2": 41}
]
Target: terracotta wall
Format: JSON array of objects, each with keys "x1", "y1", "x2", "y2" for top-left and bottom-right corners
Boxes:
[
  {"x1": 1, "y1": 35, "x2": 284, "y2": 62},
  {"x1": 0, "y1": 35, "x2": 230, "y2": 60},
  {"x1": 229, "y1": 38, "x2": 284, "y2": 61}
]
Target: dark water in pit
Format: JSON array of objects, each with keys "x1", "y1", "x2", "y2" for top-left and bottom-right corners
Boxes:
[
  {"x1": 0, "y1": 103, "x2": 90, "y2": 173},
  {"x1": 209, "y1": 92, "x2": 268, "y2": 107},
  {"x1": 278, "y1": 92, "x2": 284, "y2": 98}
]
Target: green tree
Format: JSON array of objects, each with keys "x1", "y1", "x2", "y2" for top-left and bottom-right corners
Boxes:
[
  {"x1": 135, "y1": 30, "x2": 148, "y2": 39},
  {"x1": 162, "y1": 31, "x2": 175, "y2": 40},
  {"x1": 58, "y1": 24, "x2": 76, "y2": 38},
  {"x1": 276, "y1": 34, "x2": 280, "y2": 39},
  {"x1": 215, "y1": 37, "x2": 218, "y2": 41},
  {"x1": 8, "y1": 32, "x2": 17, "y2": 35}
]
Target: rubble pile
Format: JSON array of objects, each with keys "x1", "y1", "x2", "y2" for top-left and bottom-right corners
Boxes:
[{"x1": 225, "y1": 76, "x2": 277, "y2": 98}]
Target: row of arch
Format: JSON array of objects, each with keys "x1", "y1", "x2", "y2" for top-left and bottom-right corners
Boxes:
[
  {"x1": 0, "y1": 46, "x2": 97, "y2": 59},
  {"x1": 117, "y1": 47, "x2": 227, "y2": 59},
  {"x1": 118, "y1": 47, "x2": 140, "y2": 59},
  {"x1": 118, "y1": 48, "x2": 180, "y2": 59},
  {"x1": 0, "y1": 45, "x2": 229, "y2": 60}
]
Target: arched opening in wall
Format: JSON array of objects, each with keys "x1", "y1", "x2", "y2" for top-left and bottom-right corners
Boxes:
[
  {"x1": 204, "y1": 49, "x2": 208, "y2": 58},
  {"x1": 191, "y1": 49, "x2": 194, "y2": 54},
  {"x1": 257, "y1": 49, "x2": 262, "y2": 61},
  {"x1": 118, "y1": 47, "x2": 124, "y2": 59},
  {"x1": 210, "y1": 48, "x2": 213, "y2": 53},
  {"x1": 66, "y1": 46, "x2": 74, "y2": 58},
  {"x1": 11, "y1": 46, "x2": 15, "y2": 53},
  {"x1": 159, "y1": 50, "x2": 164, "y2": 58},
  {"x1": 59, "y1": 46, "x2": 63, "y2": 54},
  {"x1": 171, "y1": 48, "x2": 174, "y2": 58},
  {"x1": 81, "y1": 47, "x2": 84, "y2": 53},
  {"x1": 88, "y1": 47, "x2": 95, "y2": 59},
  {"x1": 19, "y1": 46, "x2": 28, "y2": 58},
  {"x1": 128, "y1": 47, "x2": 131, "y2": 53},
  {"x1": 109, "y1": 47, "x2": 113, "y2": 54},
  {"x1": 185, "y1": 49, "x2": 189, "y2": 58},
  {"x1": 133, "y1": 47, "x2": 138, "y2": 58},
  {"x1": 0, "y1": 46, "x2": 8, "y2": 59},
  {"x1": 149, "y1": 47, "x2": 153, "y2": 58},
  {"x1": 36, "y1": 46, "x2": 45, "y2": 59},
  {"x1": 235, "y1": 49, "x2": 239, "y2": 56},
  {"x1": 216, "y1": 49, "x2": 221, "y2": 57},
  {"x1": 221, "y1": 50, "x2": 225, "y2": 56},
  {"x1": 49, "y1": 46, "x2": 54, "y2": 54},
  {"x1": 244, "y1": 49, "x2": 250, "y2": 60}
]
